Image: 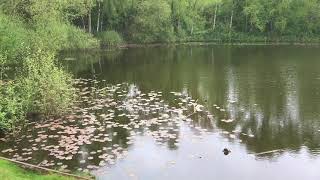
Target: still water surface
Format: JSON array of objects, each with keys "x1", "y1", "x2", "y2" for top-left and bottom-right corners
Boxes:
[
  {"x1": 1, "y1": 45, "x2": 320, "y2": 180},
  {"x1": 62, "y1": 45, "x2": 320, "y2": 180}
]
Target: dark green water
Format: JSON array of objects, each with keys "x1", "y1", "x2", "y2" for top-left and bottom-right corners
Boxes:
[{"x1": 60, "y1": 45, "x2": 320, "y2": 180}]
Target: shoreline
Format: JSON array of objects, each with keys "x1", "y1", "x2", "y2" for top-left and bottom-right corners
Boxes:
[
  {"x1": 0, "y1": 159, "x2": 86, "y2": 180},
  {"x1": 61, "y1": 40, "x2": 320, "y2": 53},
  {"x1": 120, "y1": 41, "x2": 320, "y2": 48}
]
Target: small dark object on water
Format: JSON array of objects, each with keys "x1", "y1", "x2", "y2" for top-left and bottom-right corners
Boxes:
[{"x1": 223, "y1": 148, "x2": 231, "y2": 155}]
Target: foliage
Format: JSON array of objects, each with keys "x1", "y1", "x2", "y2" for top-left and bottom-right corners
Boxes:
[
  {"x1": 0, "y1": 2, "x2": 98, "y2": 53},
  {"x1": 129, "y1": 0, "x2": 175, "y2": 43},
  {"x1": 33, "y1": 21, "x2": 98, "y2": 51},
  {"x1": 19, "y1": 50, "x2": 75, "y2": 116},
  {"x1": 66, "y1": 25, "x2": 99, "y2": 49},
  {"x1": 0, "y1": 2, "x2": 94, "y2": 132},
  {"x1": 0, "y1": 81, "x2": 23, "y2": 132},
  {"x1": 98, "y1": 30, "x2": 124, "y2": 48},
  {"x1": 0, "y1": 14, "x2": 29, "y2": 63},
  {"x1": 4, "y1": 0, "x2": 320, "y2": 43},
  {"x1": 0, "y1": 50, "x2": 74, "y2": 132},
  {"x1": 0, "y1": 54, "x2": 7, "y2": 79},
  {"x1": 0, "y1": 1, "x2": 96, "y2": 131},
  {"x1": 61, "y1": 0, "x2": 320, "y2": 42}
]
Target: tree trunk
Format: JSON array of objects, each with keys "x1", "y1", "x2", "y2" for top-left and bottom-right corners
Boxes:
[
  {"x1": 100, "y1": 13, "x2": 103, "y2": 32},
  {"x1": 191, "y1": 24, "x2": 194, "y2": 35},
  {"x1": 229, "y1": 10, "x2": 233, "y2": 31},
  {"x1": 82, "y1": 16, "x2": 86, "y2": 31},
  {"x1": 213, "y1": 4, "x2": 218, "y2": 30},
  {"x1": 245, "y1": 0, "x2": 248, "y2": 32},
  {"x1": 88, "y1": 10, "x2": 92, "y2": 33},
  {"x1": 229, "y1": 9, "x2": 234, "y2": 41},
  {"x1": 96, "y1": 1, "x2": 101, "y2": 33}
]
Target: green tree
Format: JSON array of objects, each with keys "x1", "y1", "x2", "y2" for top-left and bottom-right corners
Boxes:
[{"x1": 130, "y1": 0, "x2": 174, "y2": 42}]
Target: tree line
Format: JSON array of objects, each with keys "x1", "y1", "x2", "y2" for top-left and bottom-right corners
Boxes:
[
  {"x1": 3, "y1": 0, "x2": 320, "y2": 44},
  {"x1": 74, "y1": 0, "x2": 320, "y2": 42}
]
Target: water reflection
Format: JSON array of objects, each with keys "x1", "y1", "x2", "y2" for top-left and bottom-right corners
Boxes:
[
  {"x1": 61, "y1": 45, "x2": 320, "y2": 157},
  {"x1": 0, "y1": 80, "x2": 217, "y2": 172}
]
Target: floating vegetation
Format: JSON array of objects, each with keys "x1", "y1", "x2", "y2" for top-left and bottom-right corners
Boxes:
[
  {"x1": 0, "y1": 79, "x2": 215, "y2": 172},
  {"x1": 0, "y1": 78, "x2": 256, "y2": 173}
]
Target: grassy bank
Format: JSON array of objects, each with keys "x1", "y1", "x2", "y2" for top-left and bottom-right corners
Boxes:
[{"x1": 0, "y1": 160, "x2": 75, "y2": 180}]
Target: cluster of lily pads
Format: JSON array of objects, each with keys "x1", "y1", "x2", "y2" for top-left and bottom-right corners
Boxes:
[
  {"x1": 0, "y1": 78, "x2": 218, "y2": 172},
  {"x1": 0, "y1": 78, "x2": 259, "y2": 174}
]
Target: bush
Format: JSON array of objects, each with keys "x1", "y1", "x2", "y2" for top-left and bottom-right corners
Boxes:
[
  {"x1": 0, "y1": 81, "x2": 24, "y2": 132},
  {"x1": 0, "y1": 7, "x2": 96, "y2": 133},
  {"x1": 34, "y1": 21, "x2": 99, "y2": 51},
  {"x1": 20, "y1": 49, "x2": 75, "y2": 115},
  {"x1": 66, "y1": 25, "x2": 99, "y2": 49},
  {"x1": 0, "y1": 50, "x2": 75, "y2": 132},
  {"x1": 0, "y1": 14, "x2": 30, "y2": 63},
  {"x1": 98, "y1": 31, "x2": 124, "y2": 48},
  {"x1": 0, "y1": 13, "x2": 99, "y2": 65},
  {"x1": 0, "y1": 54, "x2": 7, "y2": 79}
]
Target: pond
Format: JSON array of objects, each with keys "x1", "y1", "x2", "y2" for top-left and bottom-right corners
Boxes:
[{"x1": 1, "y1": 45, "x2": 320, "y2": 180}]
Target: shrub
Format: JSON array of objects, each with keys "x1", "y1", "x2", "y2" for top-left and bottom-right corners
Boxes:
[
  {"x1": 0, "y1": 8, "x2": 96, "y2": 133},
  {"x1": 66, "y1": 25, "x2": 99, "y2": 49},
  {"x1": 20, "y1": 49, "x2": 75, "y2": 115},
  {"x1": 34, "y1": 21, "x2": 99, "y2": 51},
  {"x1": 0, "y1": 81, "x2": 24, "y2": 133},
  {"x1": 98, "y1": 31, "x2": 124, "y2": 48},
  {"x1": 0, "y1": 13, "x2": 99, "y2": 66},
  {"x1": 0, "y1": 14, "x2": 30, "y2": 63},
  {"x1": 0, "y1": 50, "x2": 75, "y2": 132},
  {"x1": 0, "y1": 54, "x2": 7, "y2": 79}
]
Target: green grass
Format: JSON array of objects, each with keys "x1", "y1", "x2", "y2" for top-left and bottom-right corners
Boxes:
[{"x1": 0, "y1": 160, "x2": 75, "y2": 180}]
